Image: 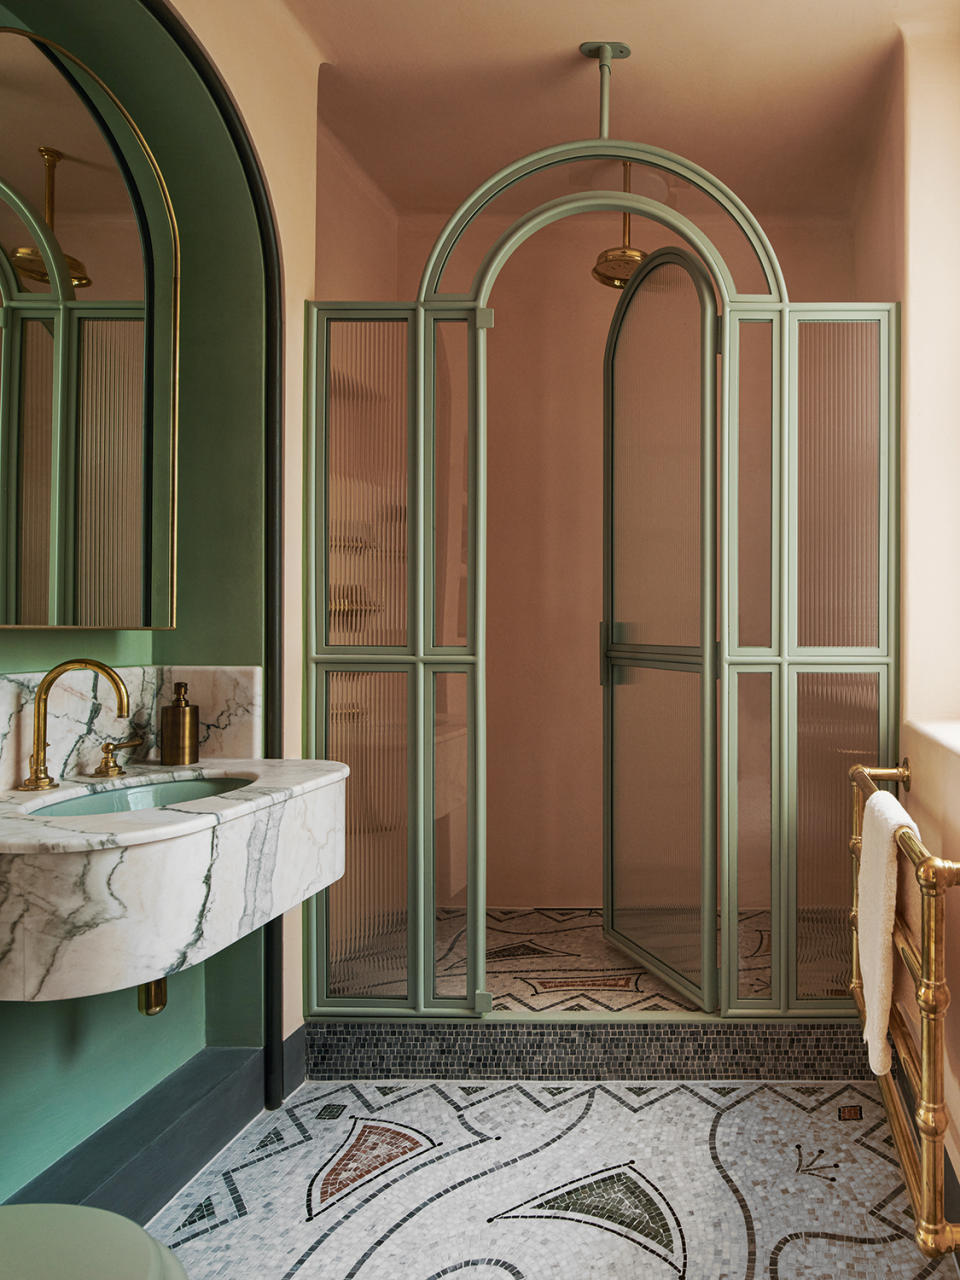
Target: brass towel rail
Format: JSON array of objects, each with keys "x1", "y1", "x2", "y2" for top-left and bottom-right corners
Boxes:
[{"x1": 849, "y1": 760, "x2": 960, "y2": 1256}]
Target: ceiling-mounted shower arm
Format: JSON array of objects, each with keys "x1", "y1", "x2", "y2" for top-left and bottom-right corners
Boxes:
[{"x1": 579, "y1": 41, "x2": 631, "y2": 140}]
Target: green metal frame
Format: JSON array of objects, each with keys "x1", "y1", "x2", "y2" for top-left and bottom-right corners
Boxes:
[
  {"x1": 601, "y1": 247, "x2": 719, "y2": 1013},
  {"x1": 305, "y1": 139, "x2": 899, "y2": 1022}
]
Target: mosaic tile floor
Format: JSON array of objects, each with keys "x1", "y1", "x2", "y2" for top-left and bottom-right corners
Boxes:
[
  {"x1": 149, "y1": 1078, "x2": 950, "y2": 1279},
  {"x1": 433, "y1": 908, "x2": 850, "y2": 1012}
]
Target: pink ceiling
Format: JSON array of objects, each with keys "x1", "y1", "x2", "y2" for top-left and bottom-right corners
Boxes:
[{"x1": 294, "y1": 0, "x2": 956, "y2": 218}]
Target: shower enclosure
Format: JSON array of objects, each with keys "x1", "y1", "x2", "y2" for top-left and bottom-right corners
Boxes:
[{"x1": 305, "y1": 139, "x2": 898, "y2": 1019}]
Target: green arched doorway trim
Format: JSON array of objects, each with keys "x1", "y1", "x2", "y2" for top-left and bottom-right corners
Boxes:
[{"x1": 419, "y1": 139, "x2": 788, "y2": 304}]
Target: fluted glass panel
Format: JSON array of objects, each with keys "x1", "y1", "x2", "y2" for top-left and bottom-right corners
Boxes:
[
  {"x1": 326, "y1": 670, "x2": 408, "y2": 999},
  {"x1": 433, "y1": 671, "x2": 470, "y2": 998},
  {"x1": 737, "y1": 672, "x2": 772, "y2": 999},
  {"x1": 796, "y1": 671, "x2": 879, "y2": 999},
  {"x1": 612, "y1": 665, "x2": 702, "y2": 985},
  {"x1": 797, "y1": 321, "x2": 880, "y2": 648},
  {"x1": 77, "y1": 319, "x2": 144, "y2": 627},
  {"x1": 612, "y1": 263, "x2": 700, "y2": 647},
  {"x1": 434, "y1": 321, "x2": 470, "y2": 647},
  {"x1": 738, "y1": 321, "x2": 773, "y2": 648},
  {"x1": 326, "y1": 320, "x2": 408, "y2": 646},
  {"x1": 18, "y1": 319, "x2": 54, "y2": 624}
]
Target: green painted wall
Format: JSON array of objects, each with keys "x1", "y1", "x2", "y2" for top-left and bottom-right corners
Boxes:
[
  {"x1": 0, "y1": 0, "x2": 269, "y2": 1197},
  {"x1": 0, "y1": 971, "x2": 205, "y2": 1203}
]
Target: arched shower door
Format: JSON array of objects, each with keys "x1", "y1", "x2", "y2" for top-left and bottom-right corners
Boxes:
[
  {"x1": 305, "y1": 141, "x2": 899, "y2": 1020},
  {"x1": 601, "y1": 249, "x2": 719, "y2": 1012}
]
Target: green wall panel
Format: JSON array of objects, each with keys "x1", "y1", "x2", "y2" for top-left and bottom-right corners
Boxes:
[
  {"x1": 0, "y1": 0, "x2": 268, "y2": 1197},
  {"x1": 0, "y1": 968, "x2": 205, "y2": 1202}
]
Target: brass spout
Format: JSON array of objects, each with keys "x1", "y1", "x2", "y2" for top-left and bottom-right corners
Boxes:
[
  {"x1": 138, "y1": 978, "x2": 167, "y2": 1016},
  {"x1": 17, "y1": 658, "x2": 130, "y2": 791}
]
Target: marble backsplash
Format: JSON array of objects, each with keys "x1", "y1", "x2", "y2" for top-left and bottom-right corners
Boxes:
[{"x1": 0, "y1": 665, "x2": 262, "y2": 791}]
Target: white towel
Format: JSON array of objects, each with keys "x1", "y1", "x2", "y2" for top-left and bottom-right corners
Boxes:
[{"x1": 858, "y1": 790, "x2": 920, "y2": 1075}]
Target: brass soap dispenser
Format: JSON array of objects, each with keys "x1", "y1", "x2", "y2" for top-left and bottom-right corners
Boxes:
[{"x1": 160, "y1": 681, "x2": 199, "y2": 764}]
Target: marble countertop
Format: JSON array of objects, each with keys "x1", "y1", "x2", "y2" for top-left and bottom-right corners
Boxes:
[{"x1": 0, "y1": 758, "x2": 349, "y2": 854}]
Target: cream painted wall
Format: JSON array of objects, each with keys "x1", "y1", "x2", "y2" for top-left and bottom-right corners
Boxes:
[
  {"x1": 893, "y1": 17, "x2": 960, "y2": 1178},
  {"x1": 900, "y1": 23, "x2": 960, "y2": 723},
  {"x1": 169, "y1": 0, "x2": 327, "y2": 1037}
]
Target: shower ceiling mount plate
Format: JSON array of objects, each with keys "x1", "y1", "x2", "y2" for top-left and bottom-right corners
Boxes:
[{"x1": 579, "y1": 42, "x2": 631, "y2": 60}]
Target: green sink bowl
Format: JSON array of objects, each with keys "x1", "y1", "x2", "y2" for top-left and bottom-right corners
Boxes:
[{"x1": 33, "y1": 777, "x2": 250, "y2": 817}]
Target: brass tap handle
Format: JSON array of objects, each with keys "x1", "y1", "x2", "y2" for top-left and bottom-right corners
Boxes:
[{"x1": 94, "y1": 737, "x2": 143, "y2": 778}]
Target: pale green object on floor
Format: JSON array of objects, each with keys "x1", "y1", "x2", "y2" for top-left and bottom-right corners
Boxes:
[{"x1": 1, "y1": 1204, "x2": 187, "y2": 1279}]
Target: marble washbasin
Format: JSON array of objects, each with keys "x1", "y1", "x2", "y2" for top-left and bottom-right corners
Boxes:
[
  {"x1": 0, "y1": 758, "x2": 348, "y2": 1002},
  {"x1": 31, "y1": 776, "x2": 250, "y2": 816}
]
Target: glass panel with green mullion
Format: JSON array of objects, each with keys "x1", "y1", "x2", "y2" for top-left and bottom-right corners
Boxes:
[
  {"x1": 432, "y1": 668, "x2": 472, "y2": 999},
  {"x1": 324, "y1": 318, "x2": 410, "y2": 648},
  {"x1": 324, "y1": 666, "x2": 411, "y2": 1000}
]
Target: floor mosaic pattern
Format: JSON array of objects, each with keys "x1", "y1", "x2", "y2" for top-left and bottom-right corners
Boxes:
[
  {"x1": 149, "y1": 1078, "x2": 950, "y2": 1279},
  {"x1": 439, "y1": 908, "x2": 698, "y2": 1012}
]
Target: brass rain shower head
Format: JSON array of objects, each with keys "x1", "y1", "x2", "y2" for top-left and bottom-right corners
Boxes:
[
  {"x1": 10, "y1": 146, "x2": 92, "y2": 290},
  {"x1": 580, "y1": 43, "x2": 645, "y2": 290},
  {"x1": 592, "y1": 161, "x2": 647, "y2": 289}
]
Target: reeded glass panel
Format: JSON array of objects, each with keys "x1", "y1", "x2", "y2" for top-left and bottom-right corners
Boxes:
[
  {"x1": 738, "y1": 321, "x2": 773, "y2": 648},
  {"x1": 612, "y1": 664, "x2": 702, "y2": 985},
  {"x1": 433, "y1": 671, "x2": 470, "y2": 999},
  {"x1": 434, "y1": 322, "x2": 469, "y2": 647},
  {"x1": 18, "y1": 319, "x2": 54, "y2": 624},
  {"x1": 77, "y1": 319, "x2": 144, "y2": 627},
  {"x1": 325, "y1": 670, "x2": 409, "y2": 999},
  {"x1": 613, "y1": 263, "x2": 701, "y2": 647},
  {"x1": 797, "y1": 321, "x2": 880, "y2": 648},
  {"x1": 796, "y1": 670, "x2": 879, "y2": 999},
  {"x1": 326, "y1": 320, "x2": 408, "y2": 646},
  {"x1": 737, "y1": 672, "x2": 773, "y2": 999}
]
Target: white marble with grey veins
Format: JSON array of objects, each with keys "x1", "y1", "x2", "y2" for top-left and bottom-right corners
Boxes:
[
  {"x1": 0, "y1": 664, "x2": 261, "y2": 791},
  {"x1": 0, "y1": 758, "x2": 348, "y2": 1001}
]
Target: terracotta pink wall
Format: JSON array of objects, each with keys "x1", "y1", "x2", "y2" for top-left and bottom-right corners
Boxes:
[
  {"x1": 315, "y1": 122, "x2": 399, "y2": 300},
  {"x1": 403, "y1": 205, "x2": 858, "y2": 910}
]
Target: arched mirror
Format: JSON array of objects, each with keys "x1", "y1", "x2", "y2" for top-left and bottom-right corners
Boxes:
[{"x1": 0, "y1": 28, "x2": 177, "y2": 627}]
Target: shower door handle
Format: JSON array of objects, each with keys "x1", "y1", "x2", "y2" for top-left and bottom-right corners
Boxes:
[{"x1": 599, "y1": 621, "x2": 610, "y2": 686}]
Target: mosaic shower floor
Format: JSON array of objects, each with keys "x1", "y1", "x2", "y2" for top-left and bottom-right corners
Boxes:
[
  {"x1": 433, "y1": 908, "x2": 848, "y2": 1012},
  {"x1": 149, "y1": 1078, "x2": 950, "y2": 1279}
]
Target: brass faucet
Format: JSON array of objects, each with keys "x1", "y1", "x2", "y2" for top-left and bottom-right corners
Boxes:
[{"x1": 17, "y1": 658, "x2": 130, "y2": 791}]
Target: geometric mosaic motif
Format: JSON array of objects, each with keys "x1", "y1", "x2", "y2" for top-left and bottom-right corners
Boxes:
[
  {"x1": 252, "y1": 1127, "x2": 284, "y2": 1151},
  {"x1": 495, "y1": 1164, "x2": 682, "y2": 1271},
  {"x1": 175, "y1": 1196, "x2": 216, "y2": 1231},
  {"x1": 148, "y1": 1079, "x2": 954, "y2": 1278},
  {"x1": 305, "y1": 1117, "x2": 436, "y2": 1219}
]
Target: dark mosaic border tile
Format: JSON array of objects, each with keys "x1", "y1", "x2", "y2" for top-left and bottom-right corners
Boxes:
[{"x1": 305, "y1": 1020, "x2": 871, "y2": 1081}]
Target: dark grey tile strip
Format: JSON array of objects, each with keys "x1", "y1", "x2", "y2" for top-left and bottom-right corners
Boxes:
[{"x1": 305, "y1": 1021, "x2": 871, "y2": 1081}]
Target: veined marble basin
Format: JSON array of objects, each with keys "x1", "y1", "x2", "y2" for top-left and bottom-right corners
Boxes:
[
  {"x1": 32, "y1": 776, "x2": 250, "y2": 816},
  {"x1": 0, "y1": 758, "x2": 348, "y2": 1002}
]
